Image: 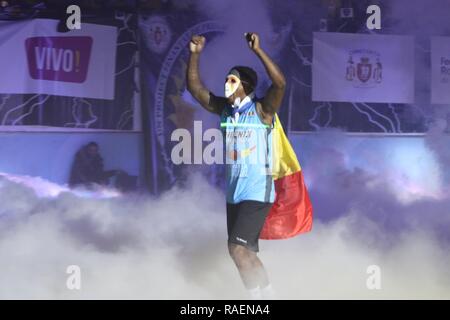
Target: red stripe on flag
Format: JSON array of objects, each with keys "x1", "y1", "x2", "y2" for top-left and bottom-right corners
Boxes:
[{"x1": 260, "y1": 170, "x2": 313, "y2": 240}]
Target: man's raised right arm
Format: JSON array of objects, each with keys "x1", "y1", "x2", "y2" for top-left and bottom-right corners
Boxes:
[{"x1": 186, "y1": 35, "x2": 226, "y2": 115}]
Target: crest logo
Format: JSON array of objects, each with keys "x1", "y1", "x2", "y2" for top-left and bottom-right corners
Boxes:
[
  {"x1": 139, "y1": 15, "x2": 172, "y2": 54},
  {"x1": 346, "y1": 49, "x2": 382, "y2": 88}
]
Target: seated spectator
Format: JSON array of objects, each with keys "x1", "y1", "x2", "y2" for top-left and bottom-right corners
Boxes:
[{"x1": 69, "y1": 142, "x2": 120, "y2": 189}]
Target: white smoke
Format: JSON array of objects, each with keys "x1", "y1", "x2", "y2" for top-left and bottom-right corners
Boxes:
[{"x1": 0, "y1": 138, "x2": 449, "y2": 299}]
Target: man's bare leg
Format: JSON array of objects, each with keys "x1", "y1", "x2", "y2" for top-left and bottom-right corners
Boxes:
[{"x1": 228, "y1": 243, "x2": 272, "y2": 298}]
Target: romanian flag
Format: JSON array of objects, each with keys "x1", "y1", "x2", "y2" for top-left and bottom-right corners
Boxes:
[{"x1": 260, "y1": 114, "x2": 313, "y2": 239}]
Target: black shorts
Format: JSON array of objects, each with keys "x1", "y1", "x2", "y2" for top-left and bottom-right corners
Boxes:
[{"x1": 226, "y1": 200, "x2": 273, "y2": 252}]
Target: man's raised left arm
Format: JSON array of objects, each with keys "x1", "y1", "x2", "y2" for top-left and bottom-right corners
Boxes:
[{"x1": 247, "y1": 32, "x2": 286, "y2": 115}]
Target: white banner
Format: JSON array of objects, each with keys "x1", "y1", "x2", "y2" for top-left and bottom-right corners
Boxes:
[
  {"x1": 312, "y1": 32, "x2": 415, "y2": 104},
  {"x1": 0, "y1": 19, "x2": 117, "y2": 100},
  {"x1": 431, "y1": 36, "x2": 450, "y2": 105}
]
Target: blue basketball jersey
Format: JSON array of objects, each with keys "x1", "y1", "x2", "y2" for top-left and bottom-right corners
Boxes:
[{"x1": 220, "y1": 99, "x2": 275, "y2": 204}]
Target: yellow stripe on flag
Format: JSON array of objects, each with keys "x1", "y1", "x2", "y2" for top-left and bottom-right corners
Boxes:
[{"x1": 272, "y1": 113, "x2": 301, "y2": 179}]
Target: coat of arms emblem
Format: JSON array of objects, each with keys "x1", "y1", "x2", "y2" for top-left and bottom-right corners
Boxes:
[{"x1": 346, "y1": 49, "x2": 382, "y2": 87}]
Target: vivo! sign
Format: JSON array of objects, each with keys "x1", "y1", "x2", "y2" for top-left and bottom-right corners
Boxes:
[{"x1": 25, "y1": 36, "x2": 92, "y2": 83}]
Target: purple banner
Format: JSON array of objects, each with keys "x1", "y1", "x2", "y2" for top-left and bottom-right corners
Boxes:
[{"x1": 25, "y1": 36, "x2": 93, "y2": 83}]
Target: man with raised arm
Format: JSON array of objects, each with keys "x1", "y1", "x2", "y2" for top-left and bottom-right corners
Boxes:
[{"x1": 187, "y1": 32, "x2": 286, "y2": 299}]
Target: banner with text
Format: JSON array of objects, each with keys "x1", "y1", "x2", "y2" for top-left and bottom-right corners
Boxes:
[
  {"x1": 0, "y1": 19, "x2": 117, "y2": 100},
  {"x1": 431, "y1": 36, "x2": 450, "y2": 105}
]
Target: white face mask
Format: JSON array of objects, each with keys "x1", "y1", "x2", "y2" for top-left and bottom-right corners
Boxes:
[{"x1": 224, "y1": 74, "x2": 240, "y2": 98}]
